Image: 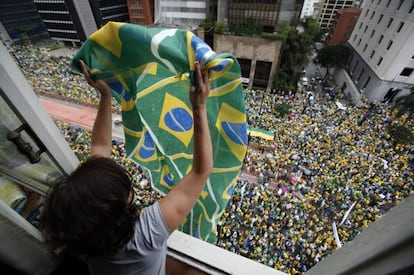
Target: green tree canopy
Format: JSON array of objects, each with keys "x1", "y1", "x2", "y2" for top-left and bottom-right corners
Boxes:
[
  {"x1": 303, "y1": 17, "x2": 323, "y2": 42},
  {"x1": 274, "y1": 27, "x2": 313, "y2": 91},
  {"x1": 394, "y1": 89, "x2": 414, "y2": 120},
  {"x1": 389, "y1": 89, "x2": 414, "y2": 145},
  {"x1": 317, "y1": 44, "x2": 351, "y2": 75}
]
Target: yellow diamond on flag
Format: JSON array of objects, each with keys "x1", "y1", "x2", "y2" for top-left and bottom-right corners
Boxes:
[
  {"x1": 90, "y1": 22, "x2": 125, "y2": 58},
  {"x1": 159, "y1": 93, "x2": 193, "y2": 147},
  {"x1": 215, "y1": 103, "x2": 247, "y2": 162}
]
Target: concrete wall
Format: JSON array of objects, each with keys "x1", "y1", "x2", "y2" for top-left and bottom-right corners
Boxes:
[
  {"x1": 334, "y1": 68, "x2": 363, "y2": 106},
  {"x1": 217, "y1": 0, "x2": 228, "y2": 23},
  {"x1": 72, "y1": 0, "x2": 98, "y2": 38},
  {"x1": 214, "y1": 34, "x2": 282, "y2": 92},
  {"x1": 0, "y1": 21, "x2": 12, "y2": 45},
  {"x1": 343, "y1": 50, "x2": 414, "y2": 103}
]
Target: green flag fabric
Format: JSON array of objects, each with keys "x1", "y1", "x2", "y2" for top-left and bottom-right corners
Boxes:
[{"x1": 72, "y1": 22, "x2": 247, "y2": 243}]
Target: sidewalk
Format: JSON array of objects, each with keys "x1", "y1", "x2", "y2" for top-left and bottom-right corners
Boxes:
[
  {"x1": 48, "y1": 47, "x2": 77, "y2": 58},
  {"x1": 39, "y1": 96, "x2": 124, "y2": 140}
]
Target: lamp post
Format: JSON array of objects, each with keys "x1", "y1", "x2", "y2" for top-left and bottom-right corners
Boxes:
[{"x1": 259, "y1": 89, "x2": 265, "y2": 117}]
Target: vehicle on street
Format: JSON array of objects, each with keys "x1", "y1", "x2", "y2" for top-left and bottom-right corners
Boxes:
[{"x1": 301, "y1": 77, "x2": 309, "y2": 86}]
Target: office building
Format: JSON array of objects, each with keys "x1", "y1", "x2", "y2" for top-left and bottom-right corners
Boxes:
[
  {"x1": 127, "y1": 0, "x2": 154, "y2": 25},
  {"x1": 226, "y1": 0, "x2": 278, "y2": 32},
  {"x1": 154, "y1": 0, "x2": 213, "y2": 30},
  {"x1": 33, "y1": 0, "x2": 97, "y2": 47},
  {"x1": 300, "y1": 0, "x2": 322, "y2": 19},
  {"x1": 317, "y1": 0, "x2": 359, "y2": 31},
  {"x1": 215, "y1": 0, "x2": 304, "y2": 91},
  {"x1": 89, "y1": 0, "x2": 130, "y2": 27},
  {"x1": 336, "y1": 0, "x2": 414, "y2": 102},
  {"x1": 326, "y1": 7, "x2": 361, "y2": 45},
  {"x1": 223, "y1": 0, "x2": 303, "y2": 33},
  {"x1": 33, "y1": 0, "x2": 128, "y2": 47},
  {"x1": 0, "y1": 0, "x2": 47, "y2": 42}
]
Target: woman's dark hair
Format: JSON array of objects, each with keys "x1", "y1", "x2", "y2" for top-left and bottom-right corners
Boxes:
[{"x1": 40, "y1": 157, "x2": 138, "y2": 258}]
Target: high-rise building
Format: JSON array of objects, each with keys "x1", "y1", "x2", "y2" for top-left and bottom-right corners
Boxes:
[
  {"x1": 33, "y1": 0, "x2": 97, "y2": 47},
  {"x1": 33, "y1": 0, "x2": 129, "y2": 47},
  {"x1": 338, "y1": 0, "x2": 414, "y2": 102},
  {"x1": 154, "y1": 0, "x2": 213, "y2": 30},
  {"x1": 89, "y1": 0, "x2": 130, "y2": 28},
  {"x1": 325, "y1": 7, "x2": 361, "y2": 45},
  {"x1": 317, "y1": 0, "x2": 359, "y2": 31},
  {"x1": 300, "y1": 0, "x2": 322, "y2": 19},
  {"x1": 127, "y1": 0, "x2": 154, "y2": 25},
  {"x1": 226, "y1": 0, "x2": 279, "y2": 33},
  {"x1": 0, "y1": 0, "x2": 47, "y2": 42},
  {"x1": 222, "y1": 0, "x2": 303, "y2": 33}
]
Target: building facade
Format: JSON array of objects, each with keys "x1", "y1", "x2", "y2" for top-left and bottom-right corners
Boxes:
[
  {"x1": 127, "y1": 0, "x2": 154, "y2": 25},
  {"x1": 214, "y1": 34, "x2": 282, "y2": 92},
  {"x1": 226, "y1": 0, "x2": 279, "y2": 33},
  {"x1": 300, "y1": 0, "x2": 321, "y2": 19},
  {"x1": 326, "y1": 7, "x2": 361, "y2": 45},
  {"x1": 220, "y1": 0, "x2": 303, "y2": 33},
  {"x1": 317, "y1": 0, "x2": 359, "y2": 31},
  {"x1": 0, "y1": 0, "x2": 47, "y2": 42},
  {"x1": 336, "y1": 0, "x2": 414, "y2": 103},
  {"x1": 214, "y1": 0, "x2": 304, "y2": 91},
  {"x1": 33, "y1": 0, "x2": 128, "y2": 47},
  {"x1": 89, "y1": 0, "x2": 129, "y2": 28},
  {"x1": 33, "y1": 0, "x2": 96, "y2": 47},
  {"x1": 154, "y1": 0, "x2": 213, "y2": 30}
]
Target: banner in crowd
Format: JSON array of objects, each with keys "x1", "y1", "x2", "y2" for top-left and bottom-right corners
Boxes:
[
  {"x1": 72, "y1": 22, "x2": 247, "y2": 243},
  {"x1": 248, "y1": 127, "x2": 274, "y2": 141}
]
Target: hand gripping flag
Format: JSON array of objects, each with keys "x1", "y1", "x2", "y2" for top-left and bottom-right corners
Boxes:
[{"x1": 71, "y1": 22, "x2": 247, "y2": 243}]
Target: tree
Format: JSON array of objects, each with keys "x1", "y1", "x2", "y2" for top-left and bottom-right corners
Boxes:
[
  {"x1": 17, "y1": 33, "x2": 30, "y2": 45},
  {"x1": 275, "y1": 22, "x2": 291, "y2": 40},
  {"x1": 303, "y1": 17, "x2": 323, "y2": 42},
  {"x1": 317, "y1": 44, "x2": 351, "y2": 77},
  {"x1": 394, "y1": 89, "x2": 414, "y2": 121},
  {"x1": 274, "y1": 69, "x2": 294, "y2": 92},
  {"x1": 388, "y1": 89, "x2": 414, "y2": 145},
  {"x1": 274, "y1": 103, "x2": 291, "y2": 118},
  {"x1": 274, "y1": 28, "x2": 313, "y2": 91}
]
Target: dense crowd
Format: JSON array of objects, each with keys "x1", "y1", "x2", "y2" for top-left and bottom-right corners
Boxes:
[
  {"x1": 10, "y1": 43, "x2": 414, "y2": 274},
  {"x1": 222, "y1": 89, "x2": 413, "y2": 273},
  {"x1": 10, "y1": 44, "x2": 120, "y2": 111}
]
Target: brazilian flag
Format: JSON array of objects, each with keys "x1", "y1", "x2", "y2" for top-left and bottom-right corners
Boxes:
[
  {"x1": 247, "y1": 127, "x2": 274, "y2": 141},
  {"x1": 72, "y1": 22, "x2": 247, "y2": 243}
]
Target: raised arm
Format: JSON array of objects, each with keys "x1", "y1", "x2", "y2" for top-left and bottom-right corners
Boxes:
[
  {"x1": 79, "y1": 60, "x2": 113, "y2": 158},
  {"x1": 159, "y1": 62, "x2": 213, "y2": 232}
]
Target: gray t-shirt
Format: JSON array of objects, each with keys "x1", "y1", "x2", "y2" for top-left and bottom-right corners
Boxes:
[{"x1": 87, "y1": 202, "x2": 171, "y2": 275}]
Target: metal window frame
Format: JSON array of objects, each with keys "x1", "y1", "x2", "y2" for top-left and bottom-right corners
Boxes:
[{"x1": 0, "y1": 42, "x2": 79, "y2": 176}]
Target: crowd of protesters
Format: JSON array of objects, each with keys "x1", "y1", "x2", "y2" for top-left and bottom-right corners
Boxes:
[
  {"x1": 219, "y1": 88, "x2": 413, "y2": 273},
  {"x1": 9, "y1": 43, "x2": 414, "y2": 274},
  {"x1": 9, "y1": 43, "x2": 120, "y2": 111}
]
